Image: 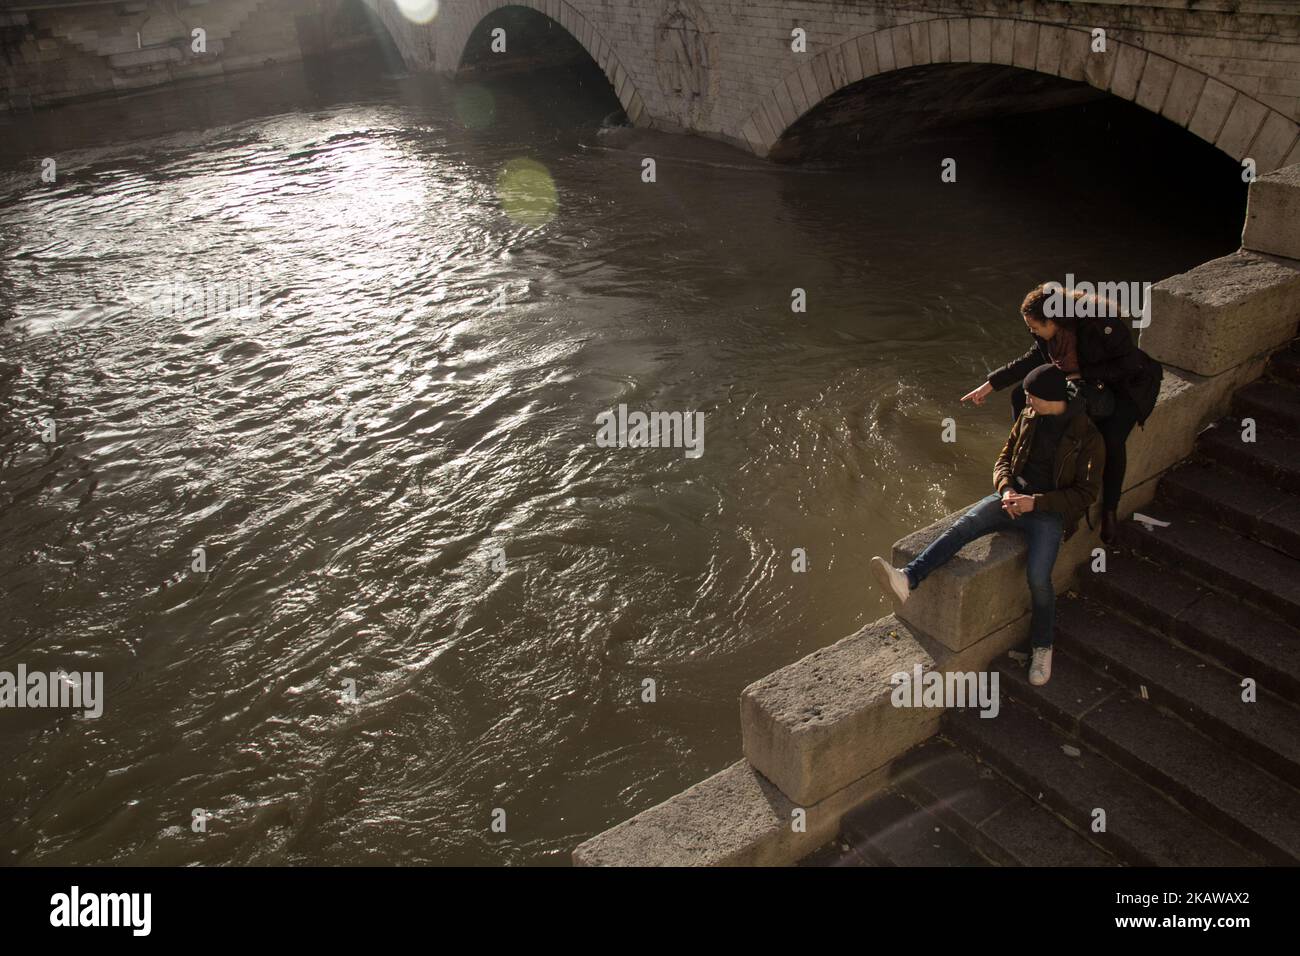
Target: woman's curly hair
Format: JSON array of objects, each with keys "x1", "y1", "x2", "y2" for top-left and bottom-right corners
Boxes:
[{"x1": 1021, "y1": 282, "x2": 1123, "y2": 327}]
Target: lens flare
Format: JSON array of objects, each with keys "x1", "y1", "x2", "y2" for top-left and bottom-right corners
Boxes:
[
  {"x1": 496, "y1": 158, "x2": 558, "y2": 227},
  {"x1": 394, "y1": 0, "x2": 439, "y2": 25},
  {"x1": 454, "y1": 84, "x2": 496, "y2": 130}
]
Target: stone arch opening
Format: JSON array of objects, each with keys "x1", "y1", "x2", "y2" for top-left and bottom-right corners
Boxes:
[
  {"x1": 338, "y1": 0, "x2": 402, "y2": 53},
  {"x1": 455, "y1": 3, "x2": 641, "y2": 125},
  {"x1": 746, "y1": 20, "x2": 1299, "y2": 176},
  {"x1": 460, "y1": 5, "x2": 590, "y2": 75},
  {"x1": 766, "y1": 59, "x2": 1249, "y2": 263},
  {"x1": 291, "y1": 0, "x2": 406, "y2": 66},
  {"x1": 769, "y1": 61, "x2": 1105, "y2": 163}
]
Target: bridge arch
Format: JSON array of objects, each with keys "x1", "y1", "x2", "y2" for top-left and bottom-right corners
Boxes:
[
  {"x1": 740, "y1": 17, "x2": 1300, "y2": 174},
  {"x1": 365, "y1": 0, "x2": 647, "y2": 125}
]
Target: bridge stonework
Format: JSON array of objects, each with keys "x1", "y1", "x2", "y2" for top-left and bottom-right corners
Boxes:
[{"x1": 367, "y1": 0, "x2": 1300, "y2": 172}]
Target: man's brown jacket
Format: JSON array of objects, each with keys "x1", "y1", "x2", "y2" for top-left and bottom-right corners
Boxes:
[{"x1": 993, "y1": 401, "x2": 1106, "y2": 537}]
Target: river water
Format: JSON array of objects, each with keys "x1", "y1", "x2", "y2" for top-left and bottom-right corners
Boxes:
[{"x1": 0, "y1": 46, "x2": 1244, "y2": 864}]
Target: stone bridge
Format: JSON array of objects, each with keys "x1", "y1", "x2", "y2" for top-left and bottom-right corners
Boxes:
[
  {"x1": 6, "y1": 0, "x2": 1300, "y2": 172},
  {"x1": 363, "y1": 0, "x2": 1300, "y2": 171}
]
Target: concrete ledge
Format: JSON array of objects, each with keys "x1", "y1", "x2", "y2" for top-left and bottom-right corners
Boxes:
[
  {"x1": 572, "y1": 754, "x2": 894, "y2": 867},
  {"x1": 901, "y1": 474, "x2": 1159, "y2": 673},
  {"x1": 1243, "y1": 163, "x2": 1300, "y2": 262},
  {"x1": 891, "y1": 498, "x2": 1101, "y2": 652},
  {"x1": 1140, "y1": 248, "x2": 1300, "y2": 377},
  {"x1": 739, "y1": 616, "x2": 940, "y2": 806}
]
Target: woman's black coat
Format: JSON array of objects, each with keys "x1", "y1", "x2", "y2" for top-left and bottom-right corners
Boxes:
[{"x1": 986, "y1": 313, "x2": 1163, "y2": 425}]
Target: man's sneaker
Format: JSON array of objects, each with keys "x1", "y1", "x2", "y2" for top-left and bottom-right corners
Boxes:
[
  {"x1": 1029, "y1": 647, "x2": 1053, "y2": 686},
  {"x1": 869, "y1": 556, "x2": 910, "y2": 607}
]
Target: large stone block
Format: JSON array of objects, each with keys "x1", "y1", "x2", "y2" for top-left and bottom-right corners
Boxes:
[
  {"x1": 1217, "y1": 96, "x2": 1269, "y2": 162},
  {"x1": 1141, "y1": 249, "x2": 1300, "y2": 376},
  {"x1": 968, "y1": 18, "x2": 992, "y2": 64},
  {"x1": 739, "y1": 617, "x2": 939, "y2": 806},
  {"x1": 1189, "y1": 78, "x2": 1236, "y2": 144},
  {"x1": 1161, "y1": 65, "x2": 1206, "y2": 128},
  {"x1": 1243, "y1": 163, "x2": 1300, "y2": 260},
  {"x1": 1035, "y1": 24, "x2": 1064, "y2": 77},
  {"x1": 1135, "y1": 54, "x2": 1175, "y2": 114},
  {"x1": 990, "y1": 18, "x2": 1014, "y2": 66},
  {"x1": 891, "y1": 503, "x2": 1100, "y2": 653},
  {"x1": 1011, "y1": 20, "x2": 1037, "y2": 71},
  {"x1": 1109, "y1": 44, "x2": 1146, "y2": 101},
  {"x1": 928, "y1": 19, "x2": 950, "y2": 64},
  {"x1": 1248, "y1": 112, "x2": 1299, "y2": 174},
  {"x1": 1122, "y1": 360, "x2": 1266, "y2": 492},
  {"x1": 572, "y1": 755, "x2": 892, "y2": 866},
  {"x1": 948, "y1": 18, "x2": 970, "y2": 63}
]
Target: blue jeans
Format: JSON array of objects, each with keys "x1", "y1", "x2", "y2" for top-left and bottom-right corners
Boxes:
[{"x1": 903, "y1": 493, "x2": 1064, "y2": 648}]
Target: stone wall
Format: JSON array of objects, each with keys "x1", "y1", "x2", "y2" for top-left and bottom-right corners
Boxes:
[{"x1": 1, "y1": 0, "x2": 368, "y2": 110}]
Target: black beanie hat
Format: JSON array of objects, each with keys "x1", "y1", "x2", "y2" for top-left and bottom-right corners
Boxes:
[{"x1": 1024, "y1": 363, "x2": 1068, "y2": 402}]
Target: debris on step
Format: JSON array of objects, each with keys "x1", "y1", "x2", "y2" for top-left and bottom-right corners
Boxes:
[
  {"x1": 1131, "y1": 512, "x2": 1171, "y2": 530},
  {"x1": 1140, "y1": 685, "x2": 1149, "y2": 699},
  {"x1": 1062, "y1": 744, "x2": 1082, "y2": 758}
]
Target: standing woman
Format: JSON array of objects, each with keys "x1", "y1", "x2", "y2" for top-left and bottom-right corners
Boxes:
[{"x1": 961, "y1": 283, "x2": 1163, "y2": 544}]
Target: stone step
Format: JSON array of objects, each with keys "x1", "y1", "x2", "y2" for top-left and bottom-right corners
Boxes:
[
  {"x1": 946, "y1": 697, "x2": 1262, "y2": 865},
  {"x1": 1233, "y1": 379, "x2": 1300, "y2": 434},
  {"x1": 1118, "y1": 504, "x2": 1300, "y2": 627},
  {"x1": 1055, "y1": 598, "x2": 1300, "y2": 789},
  {"x1": 996, "y1": 645, "x2": 1300, "y2": 863},
  {"x1": 1158, "y1": 461, "x2": 1300, "y2": 559},
  {"x1": 1271, "y1": 348, "x2": 1300, "y2": 386},
  {"x1": 56, "y1": 0, "x2": 269, "y2": 59},
  {"x1": 836, "y1": 787, "x2": 993, "y2": 866},
  {"x1": 797, "y1": 840, "x2": 881, "y2": 867},
  {"x1": 804, "y1": 736, "x2": 1122, "y2": 867},
  {"x1": 892, "y1": 738, "x2": 1117, "y2": 866},
  {"x1": 1082, "y1": 551, "x2": 1300, "y2": 701},
  {"x1": 1198, "y1": 418, "x2": 1300, "y2": 496}
]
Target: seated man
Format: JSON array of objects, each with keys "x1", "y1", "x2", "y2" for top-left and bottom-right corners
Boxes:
[{"x1": 870, "y1": 364, "x2": 1105, "y2": 686}]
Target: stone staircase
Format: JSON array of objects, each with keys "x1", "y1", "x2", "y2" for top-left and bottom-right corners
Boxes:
[
  {"x1": 54, "y1": 0, "x2": 269, "y2": 59},
  {"x1": 804, "y1": 339, "x2": 1300, "y2": 867}
]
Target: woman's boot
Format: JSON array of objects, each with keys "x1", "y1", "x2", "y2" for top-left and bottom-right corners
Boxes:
[{"x1": 1100, "y1": 508, "x2": 1118, "y2": 546}]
